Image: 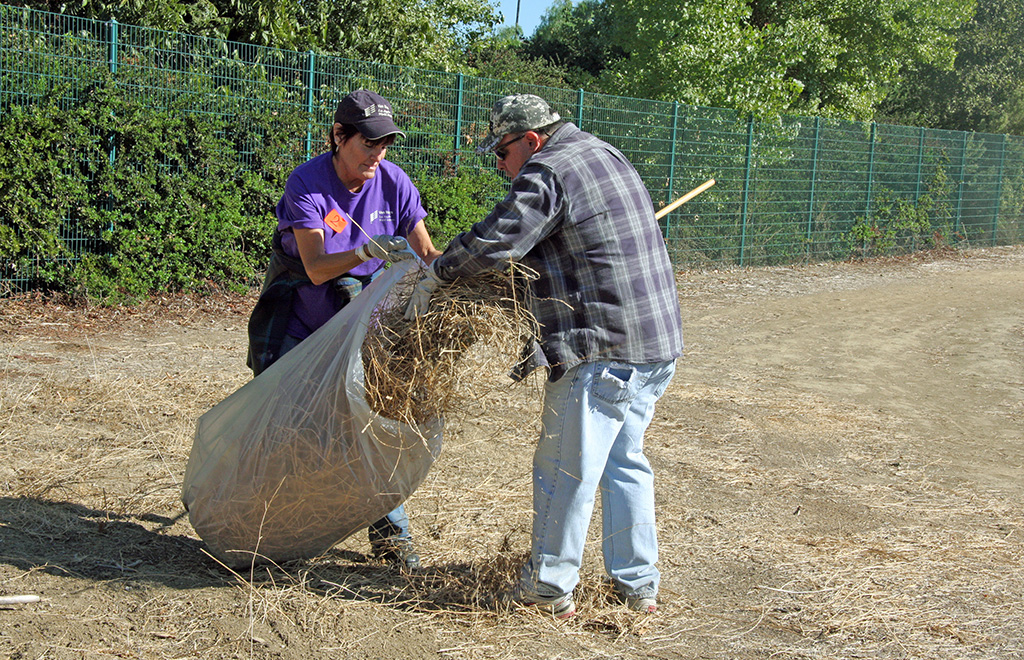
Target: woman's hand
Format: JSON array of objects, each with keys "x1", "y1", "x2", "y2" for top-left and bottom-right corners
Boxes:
[{"x1": 356, "y1": 235, "x2": 414, "y2": 262}]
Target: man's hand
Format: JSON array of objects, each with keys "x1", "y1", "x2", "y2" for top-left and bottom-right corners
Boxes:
[
  {"x1": 356, "y1": 235, "x2": 414, "y2": 262},
  {"x1": 404, "y1": 262, "x2": 445, "y2": 320}
]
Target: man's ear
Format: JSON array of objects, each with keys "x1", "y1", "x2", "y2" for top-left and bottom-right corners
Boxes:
[{"x1": 524, "y1": 130, "x2": 544, "y2": 152}]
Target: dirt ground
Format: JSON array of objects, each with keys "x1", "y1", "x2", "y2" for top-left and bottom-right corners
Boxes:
[{"x1": 1, "y1": 245, "x2": 1022, "y2": 660}]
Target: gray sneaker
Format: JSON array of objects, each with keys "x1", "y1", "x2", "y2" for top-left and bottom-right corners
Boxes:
[
  {"x1": 625, "y1": 595, "x2": 657, "y2": 614},
  {"x1": 372, "y1": 539, "x2": 421, "y2": 570},
  {"x1": 501, "y1": 588, "x2": 577, "y2": 619}
]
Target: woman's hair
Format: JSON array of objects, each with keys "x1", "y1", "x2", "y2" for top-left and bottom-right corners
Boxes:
[{"x1": 329, "y1": 124, "x2": 397, "y2": 154}]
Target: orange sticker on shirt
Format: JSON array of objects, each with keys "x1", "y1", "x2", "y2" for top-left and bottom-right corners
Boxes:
[{"x1": 324, "y1": 209, "x2": 348, "y2": 233}]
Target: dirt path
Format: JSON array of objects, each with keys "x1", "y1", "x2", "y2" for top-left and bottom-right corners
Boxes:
[
  {"x1": 676, "y1": 248, "x2": 1023, "y2": 494},
  {"x1": 1, "y1": 246, "x2": 1022, "y2": 659}
]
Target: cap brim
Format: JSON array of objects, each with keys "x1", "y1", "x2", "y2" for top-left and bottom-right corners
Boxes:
[
  {"x1": 475, "y1": 133, "x2": 502, "y2": 154},
  {"x1": 355, "y1": 118, "x2": 406, "y2": 141},
  {"x1": 359, "y1": 128, "x2": 406, "y2": 140}
]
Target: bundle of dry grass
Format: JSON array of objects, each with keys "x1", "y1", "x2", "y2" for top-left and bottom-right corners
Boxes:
[{"x1": 362, "y1": 263, "x2": 539, "y2": 426}]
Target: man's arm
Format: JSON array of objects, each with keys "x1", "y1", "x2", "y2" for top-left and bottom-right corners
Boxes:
[{"x1": 434, "y1": 165, "x2": 563, "y2": 280}]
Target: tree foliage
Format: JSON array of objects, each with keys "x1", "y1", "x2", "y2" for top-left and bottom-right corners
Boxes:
[
  {"x1": 877, "y1": 0, "x2": 1024, "y2": 135},
  {"x1": 17, "y1": 0, "x2": 985, "y2": 125},
  {"x1": 525, "y1": 0, "x2": 622, "y2": 89},
  {"x1": 524, "y1": 0, "x2": 973, "y2": 120},
  {"x1": 9, "y1": 0, "x2": 501, "y2": 70},
  {"x1": 600, "y1": 0, "x2": 809, "y2": 116},
  {"x1": 750, "y1": 0, "x2": 974, "y2": 120},
  {"x1": 12, "y1": 0, "x2": 227, "y2": 35},
  {"x1": 464, "y1": 27, "x2": 573, "y2": 88}
]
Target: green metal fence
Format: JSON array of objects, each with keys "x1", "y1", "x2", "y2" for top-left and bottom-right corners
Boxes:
[{"x1": 2, "y1": 4, "x2": 1023, "y2": 293}]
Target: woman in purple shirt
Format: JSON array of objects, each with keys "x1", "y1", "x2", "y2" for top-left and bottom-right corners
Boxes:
[{"x1": 247, "y1": 89, "x2": 441, "y2": 570}]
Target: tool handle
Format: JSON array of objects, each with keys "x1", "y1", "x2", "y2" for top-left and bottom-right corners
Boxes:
[{"x1": 655, "y1": 178, "x2": 716, "y2": 220}]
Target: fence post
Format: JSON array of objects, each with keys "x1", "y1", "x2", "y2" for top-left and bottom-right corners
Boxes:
[
  {"x1": 806, "y1": 116, "x2": 821, "y2": 254},
  {"x1": 915, "y1": 126, "x2": 925, "y2": 201},
  {"x1": 991, "y1": 134, "x2": 1006, "y2": 245},
  {"x1": 305, "y1": 51, "x2": 316, "y2": 159},
  {"x1": 666, "y1": 101, "x2": 679, "y2": 238},
  {"x1": 955, "y1": 131, "x2": 968, "y2": 236},
  {"x1": 108, "y1": 18, "x2": 118, "y2": 74},
  {"x1": 740, "y1": 114, "x2": 754, "y2": 266},
  {"x1": 106, "y1": 18, "x2": 119, "y2": 230},
  {"x1": 453, "y1": 73, "x2": 464, "y2": 169},
  {"x1": 865, "y1": 122, "x2": 877, "y2": 221},
  {"x1": 576, "y1": 88, "x2": 584, "y2": 130}
]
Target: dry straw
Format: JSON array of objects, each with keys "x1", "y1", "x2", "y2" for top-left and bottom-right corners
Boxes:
[
  {"x1": 362, "y1": 262, "x2": 539, "y2": 426},
  {"x1": 184, "y1": 262, "x2": 540, "y2": 566}
]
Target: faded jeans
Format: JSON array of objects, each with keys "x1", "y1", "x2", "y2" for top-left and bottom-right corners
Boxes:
[{"x1": 520, "y1": 359, "x2": 676, "y2": 601}]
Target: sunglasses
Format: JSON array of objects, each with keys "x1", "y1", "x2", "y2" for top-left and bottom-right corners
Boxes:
[{"x1": 493, "y1": 134, "x2": 526, "y2": 160}]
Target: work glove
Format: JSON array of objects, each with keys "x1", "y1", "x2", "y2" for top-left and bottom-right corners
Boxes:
[
  {"x1": 404, "y1": 261, "x2": 445, "y2": 320},
  {"x1": 355, "y1": 235, "x2": 414, "y2": 262}
]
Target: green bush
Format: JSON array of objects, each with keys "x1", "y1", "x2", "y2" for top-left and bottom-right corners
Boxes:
[
  {"x1": 0, "y1": 76, "x2": 308, "y2": 302},
  {"x1": 846, "y1": 167, "x2": 961, "y2": 258},
  {"x1": 413, "y1": 164, "x2": 508, "y2": 249},
  {"x1": 0, "y1": 93, "x2": 105, "y2": 288}
]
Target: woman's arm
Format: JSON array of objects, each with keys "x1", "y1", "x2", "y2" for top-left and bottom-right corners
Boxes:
[
  {"x1": 407, "y1": 220, "x2": 443, "y2": 265},
  {"x1": 292, "y1": 227, "x2": 365, "y2": 285}
]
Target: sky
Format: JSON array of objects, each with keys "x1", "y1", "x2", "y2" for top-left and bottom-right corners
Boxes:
[{"x1": 495, "y1": 0, "x2": 555, "y2": 37}]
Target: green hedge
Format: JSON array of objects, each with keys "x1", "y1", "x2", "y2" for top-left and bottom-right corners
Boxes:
[{"x1": 0, "y1": 75, "x2": 498, "y2": 302}]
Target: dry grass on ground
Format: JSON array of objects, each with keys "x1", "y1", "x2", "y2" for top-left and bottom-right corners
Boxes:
[{"x1": 1, "y1": 246, "x2": 1022, "y2": 659}]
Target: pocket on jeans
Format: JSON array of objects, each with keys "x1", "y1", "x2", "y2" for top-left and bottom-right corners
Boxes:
[{"x1": 592, "y1": 363, "x2": 644, "y2": 404}]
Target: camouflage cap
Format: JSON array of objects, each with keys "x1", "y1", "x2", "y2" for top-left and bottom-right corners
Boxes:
[{"x1": 476, "y1": 94, "x2": 561, "y2": 154}]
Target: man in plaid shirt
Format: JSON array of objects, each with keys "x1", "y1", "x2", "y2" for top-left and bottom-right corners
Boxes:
[{"x1": 407, "y1": 94, "x2": 684, "y2": 618}]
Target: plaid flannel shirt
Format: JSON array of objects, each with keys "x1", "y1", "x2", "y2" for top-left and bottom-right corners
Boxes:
[{"x1": 435, "y1": 123, "x2": 684, "y2": 381}]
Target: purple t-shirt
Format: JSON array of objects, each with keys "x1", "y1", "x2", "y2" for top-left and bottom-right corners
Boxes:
[{"x1": 275, "y1": 151, "x2": 427, "y2": 338}]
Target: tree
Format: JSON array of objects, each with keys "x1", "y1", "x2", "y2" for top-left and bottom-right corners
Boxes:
[
  {"x1": 750, "y1": 0, "x2": 975, "y2": 120},
  {"x1": 595, "y1": 0, "x2": 804, "y2": 117},
  {"x1": 266, "y1": 0, "x2": 501, "y2": 70},
  {"x1": 8, "y1": 0, "x2": 502, "y2": 71},
  {"x1": 998, "y1": 88, "x2": 1024, "y2": 137},
  {"x1": 465, "y1": 28, "x2": 574, "y2": 89},
  {"x1": 527, "y1": 0, "x2": 972, "y2": 120},
  {"x1": 525, "y1": 0, "x2": 623, "y2": 89},
  {"x1": 877, "y1": 0, "x2": 1024, "y2": 135}
]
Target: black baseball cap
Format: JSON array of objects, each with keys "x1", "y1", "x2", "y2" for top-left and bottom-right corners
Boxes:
[{"x1": 334, "y1": 89, "x2": 406, "y2": 140}]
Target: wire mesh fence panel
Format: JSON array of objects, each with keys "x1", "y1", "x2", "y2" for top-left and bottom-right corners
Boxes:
[
  {"x1": 114, "y1": 25, "x2": 311, "y2": 165},
  {"x1": 736, "y1": 117, "x2": 816, "y2": 266},
  {"x1": 960, "y1": 133, "x2": 1007, "y2": 246},
  {"x1": 0, "y1": 7, "x2": 108, "y2": 290},
  {"x1": 662, "y1": 107, "x2": 751, "y2": 266},
  {"x1": 0, "y1": 7, "x2": 104, "y2": 109},
  {"x1": 1, "y1": 3, "x2": 1023, "y2": 295},
  {"x1": 998, "y1": 138, "x2": 1024, "y2": 245}
]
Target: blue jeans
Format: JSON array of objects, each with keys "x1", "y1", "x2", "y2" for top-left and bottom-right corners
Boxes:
[
  {"x1": 520, "y1": 359, "x2": 676, "y2": 601},
  {"x1": 279, "y1": 333, "x2": 411, "y2": 546},
  {"x1": 368, "y1": 505, "x2": 411, "y2": 545}
]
